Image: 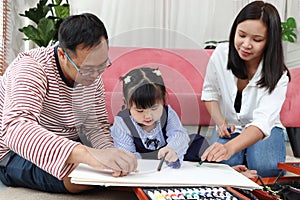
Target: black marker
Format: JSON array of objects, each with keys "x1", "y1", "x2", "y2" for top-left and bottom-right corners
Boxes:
[
  {"x1": 198, "y1": 160, "x2": 204, "y2": 166},
  {"x1": 198, "y1": 159, "x2": 217, "y2": 166},
  {"x1": 157, "y1": 154, "x2": 167, "y2": 172}
]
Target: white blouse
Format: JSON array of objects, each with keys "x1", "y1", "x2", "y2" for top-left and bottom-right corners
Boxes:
[{"x1": 201, "y1": 43, "x2": 289, "y2": 137}]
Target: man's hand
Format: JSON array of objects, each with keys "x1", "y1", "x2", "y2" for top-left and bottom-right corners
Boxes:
[
  {"x1": 68, "y1": 145, "x2": 138, "y2": 177},
  {"x1": 86, "y1": 147, "x2": 138, "y2": 177}
]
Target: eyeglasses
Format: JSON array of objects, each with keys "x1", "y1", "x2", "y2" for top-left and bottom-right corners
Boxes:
[{"x1": 64, "y1": 50, "x2": 112, "y2": 76}]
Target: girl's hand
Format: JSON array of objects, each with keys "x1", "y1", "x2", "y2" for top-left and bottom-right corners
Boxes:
[
  {"x1": 167, "y1": 159, "x2": 181, "y2": 169},
  {"x1": 158, "y1": 147, "x2": 178, "y2": 162},
  {"x1": 217, "y1": 123, "x2": 235, "y2": 138}
]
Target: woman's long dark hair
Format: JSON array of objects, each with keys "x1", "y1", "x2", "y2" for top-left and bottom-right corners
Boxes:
[{"x1": 227, "y1": 1, "x2": 290, "y2": 93}]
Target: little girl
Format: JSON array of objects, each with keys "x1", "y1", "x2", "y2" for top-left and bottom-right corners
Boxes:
[
  {"x1": 110, "y1": 67, "x2": 204, "y2": 168},
  {"x1": 110, "y1": 67, "x2": 257, "y2": 177}
]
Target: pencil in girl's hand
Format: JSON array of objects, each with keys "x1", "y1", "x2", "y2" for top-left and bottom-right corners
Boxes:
[{"x1": 157, "y1": 154, "x2": 167, "y2": 172}]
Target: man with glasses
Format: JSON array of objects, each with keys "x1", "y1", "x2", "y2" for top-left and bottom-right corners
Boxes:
[{"x1": 0, "y1": 13, "x2": 137, "y2": 193}]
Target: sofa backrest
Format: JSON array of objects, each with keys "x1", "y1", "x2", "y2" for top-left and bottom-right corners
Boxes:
[
  {"x1": 102, "y1": 46, "x2": 300, "y2": 127},
  {"x1": 280, "y1": 67, "x2": 300, "y2": 127},
  {"x1": 102, "y1": 46, "x2": 213, "y2": 126}
]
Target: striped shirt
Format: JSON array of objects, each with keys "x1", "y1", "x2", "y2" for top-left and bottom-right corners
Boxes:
[{"x1": 0, "y1": 46, "x2": 113, "y2": 179}]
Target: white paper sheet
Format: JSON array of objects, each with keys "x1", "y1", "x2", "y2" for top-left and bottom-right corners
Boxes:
[{"x1": 69, "y1": 159, "x2": 261, "y2": 190}]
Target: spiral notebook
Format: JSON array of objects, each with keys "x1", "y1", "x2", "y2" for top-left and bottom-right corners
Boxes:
[{"x1": 69, "y1": 159, "x2": 261, "y2": 190}]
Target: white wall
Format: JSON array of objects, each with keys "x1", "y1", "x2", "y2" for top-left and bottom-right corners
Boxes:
[
  {"x1": 69, "y1": 0, "x2": 243, "y2": 49},
  {"x1": 286, "y1": 0, "x2": 300, "y2": 68},
  {"x1": 6, "y1": 1, "x2": 37, "y2": 63},
  {"x1": 9, "y1": 0, "x2": 300, "y2": 68}
]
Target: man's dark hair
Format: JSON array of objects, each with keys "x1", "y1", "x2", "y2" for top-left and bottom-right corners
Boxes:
[{"x1": 58, "y1": 13, "x2": 108, "y2": 53}]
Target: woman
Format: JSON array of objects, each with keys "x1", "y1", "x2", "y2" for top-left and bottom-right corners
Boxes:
[{"x1": 201, "y1": 1, "x2": 290, "y2": 177}]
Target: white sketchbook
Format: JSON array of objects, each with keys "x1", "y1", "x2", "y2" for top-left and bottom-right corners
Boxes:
[{"x1": 69, "y1": 159, "x2": 261, "y2": 190}]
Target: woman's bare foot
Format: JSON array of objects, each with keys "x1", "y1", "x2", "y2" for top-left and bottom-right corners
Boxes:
[{"x1": 232, "y1": 165, "x2": 257, "y2": 178}]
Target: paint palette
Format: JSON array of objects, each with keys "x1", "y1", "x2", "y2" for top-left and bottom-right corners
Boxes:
[{"x1": 142, "y1": 186, "x2": 242, "y2": 200}]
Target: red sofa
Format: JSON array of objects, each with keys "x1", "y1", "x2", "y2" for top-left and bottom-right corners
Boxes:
[
  {"x1": 102, "y1": 47, "x2": 214, "y2": 127},
  {"x1": 102, "y1": 47, "x2": 300, "y2": 156},
  {"x1": 280, "y1": 67, "x2": 300, "y2": 157}
]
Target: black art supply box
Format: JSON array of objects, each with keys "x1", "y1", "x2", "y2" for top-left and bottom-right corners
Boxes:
[
  {"x1": 250, "y1": 162, "x2": 300, "y2": 200},
  {"x1": 251, "y1": 178, "x2": 300, "y2": 199}
]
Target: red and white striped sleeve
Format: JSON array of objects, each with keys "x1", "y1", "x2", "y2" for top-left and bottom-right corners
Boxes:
[
  {"x1": 1, "y1": 55, "x2": 78, "y2": 179},
  {"x1": 86, "y1": 77, "x2": 114, "y2": 149}
]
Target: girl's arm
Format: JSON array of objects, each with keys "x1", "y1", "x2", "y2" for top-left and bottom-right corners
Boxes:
[{"x1": 164, "y1": 106, "x2": 190, "y2": 160}]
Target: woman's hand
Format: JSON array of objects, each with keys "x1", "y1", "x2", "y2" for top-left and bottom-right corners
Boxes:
[
  {"x1": 200, "y1": 142, "x2": 234, "y2": 162},
  {"x1": 217, "y1": 123, "x2": 234, "y2": 138},
  {"x1": 201, "y1": 126, "x2": 264, "y2": 163}
]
